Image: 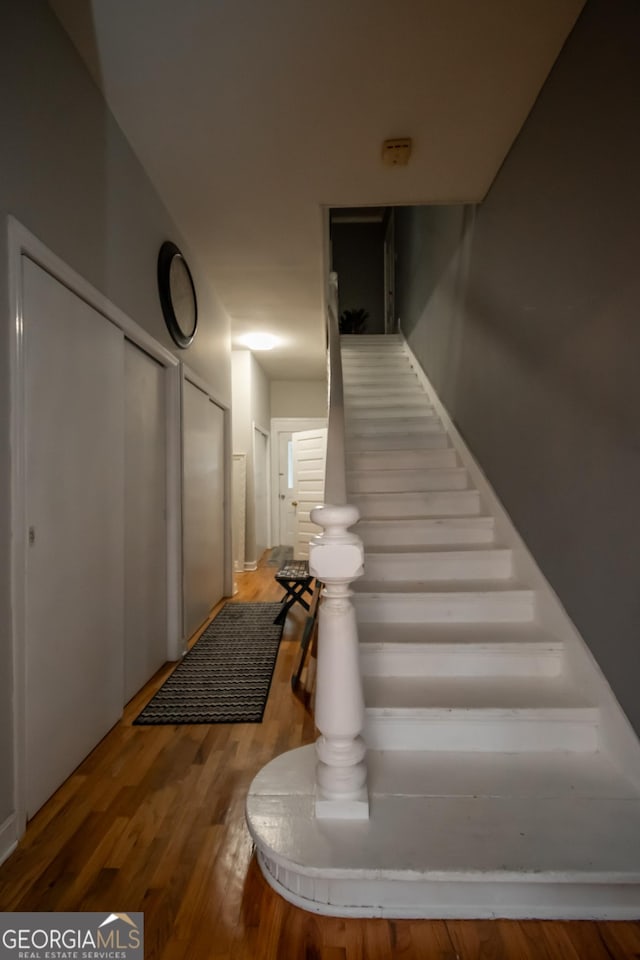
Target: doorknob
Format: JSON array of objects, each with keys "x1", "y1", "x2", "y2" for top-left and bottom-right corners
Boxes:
[{"x1": 292, "y1": 501, "x2": 298, "y2": 507}]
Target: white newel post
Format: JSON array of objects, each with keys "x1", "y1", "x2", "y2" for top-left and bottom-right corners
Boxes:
[{"x1": 309, "y1": 503, "x2": 369, "y2": 820}]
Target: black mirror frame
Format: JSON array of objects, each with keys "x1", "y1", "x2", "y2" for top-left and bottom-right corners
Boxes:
[{"x1": 157, "y1": 241, "x2": 198, "y2": 349}]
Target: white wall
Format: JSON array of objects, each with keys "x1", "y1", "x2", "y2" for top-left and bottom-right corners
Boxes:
[
  {"x1": 232, "y1": 352, "x2": 252, "y2": 453},
  {"x1": 270, "y1": 380, "x2": 327, "y2": 419},
  {"x1": 231, "y1": 351, "x2": 272, "y2": 566},
  {"x1": 0, "y1": 1, "x2": 231, "y2": 833}
]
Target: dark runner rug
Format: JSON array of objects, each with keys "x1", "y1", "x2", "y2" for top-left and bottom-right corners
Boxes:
[
  {"x1": 134, "y1": 602, "x2": 285, "y2": 725},
  {"x1": 266, "y1": 545, "x2": 294, "y2": 567}
]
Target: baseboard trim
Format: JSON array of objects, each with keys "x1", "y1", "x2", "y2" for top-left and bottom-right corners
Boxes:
[
  {"x1": 244, "y1": 561, "x2": 258, "y2": 572},
  {"x1": 402, "y1": 336, "x2": 640, "y2": 787},
  {"x1": 0, "y1": 814, "x2": 18, "y2": 867}
]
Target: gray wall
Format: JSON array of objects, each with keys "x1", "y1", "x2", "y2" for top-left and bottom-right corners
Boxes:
[
  {"x1": 396, "y1": 0, "x2": 640, "y2": 735},
  {"x1": 331, "y1": 222, "x2": 385, "y2": 333},
  {"x1": 0, "y1": 1, "x2": 231, "y2": 827}
]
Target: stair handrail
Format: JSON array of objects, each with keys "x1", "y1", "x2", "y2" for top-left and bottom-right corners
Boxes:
[
  {"x1": 307, "y1": 271, "x2": 369, "y2": 820},
  {"x1": 324, "y1": 272, "x2": 347, "y2": 506}
]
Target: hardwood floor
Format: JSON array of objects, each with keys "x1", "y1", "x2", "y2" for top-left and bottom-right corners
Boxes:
[{"x1": 1, "y1": 559, "x2": 639, "y2": 959}]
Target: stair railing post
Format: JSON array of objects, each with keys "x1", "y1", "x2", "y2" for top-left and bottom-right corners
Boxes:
[{"x1": 309, "y1": 502, "x2": 369, "y2": 819}]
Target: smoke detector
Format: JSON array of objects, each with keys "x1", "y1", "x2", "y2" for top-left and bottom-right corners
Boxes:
[{"x1": 382, "y1": 138, "x2": 412, "y2": 167}]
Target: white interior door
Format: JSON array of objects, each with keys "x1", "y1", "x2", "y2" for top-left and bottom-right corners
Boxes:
[
  {"x1": 124, "y1": 339, "x2": 167, "y2": 703},
  {"x1": 277, "y1": 433, "x2": 296, "y2": 546},
  {"x1": 24, "y1": 257, "x2": 124, "y2": 817},
  {"x1": 183, "y1": 380, "x2": 225, "y2": 638},
  {"x1": 292, "y1": 427, "x2": 328, "y2": 560}
]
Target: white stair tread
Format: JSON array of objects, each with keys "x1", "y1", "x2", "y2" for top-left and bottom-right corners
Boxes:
[
  {"x1": 365, "y1": 750, "x2": 640, "y2": 799},
  {"x1": 353, "y1": 492, "x2": 482, "y2": 518},
  {"x1": 347, "y1": 420, "x2": 444, "y2": 434},
  {"x1": 363, "y1": 675, "x2": 596, "y2": 711},
  {"x1": 363, "y1": 543, "x2": 504, "y2": 555},
  {"x1": 345, "y1": 391, "x2": 430, "y2": 401},
  {"x1": 348, "y1": 447, "x2": 457, "y2": 460},
  {"x1": 247, "y1": 746, "x2": 640, "y2": 893},
  {"x1": 348, "y1": 434, "x2": 450, "y2": 450},
  {"x1": 256, "y1": 746, "x2": 639, "y2": 801},
  {"x1": 354, "y1": 578, "x2": 529, "y2": 594},
  {"x1": 357, "y1": 621, "x2": 557, "y2": 647},
  {"x1": 347, "y1": 466, "x2": 468, "y2": 487},
  {"x1": 345, "y1": 402, "x2": 427, "y2": 408},
  {"x1": 348, "y1": 449, "x2": 459, "y2": 468}
]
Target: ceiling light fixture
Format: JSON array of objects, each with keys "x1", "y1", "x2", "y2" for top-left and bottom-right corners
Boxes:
[{"x1": 238, "y1": 332, "x2": 279, "y2": 351}]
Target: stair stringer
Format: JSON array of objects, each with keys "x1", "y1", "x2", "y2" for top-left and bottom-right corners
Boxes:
[{"x1": 402, "y1": 336, "x2": 640, "y2": 788}]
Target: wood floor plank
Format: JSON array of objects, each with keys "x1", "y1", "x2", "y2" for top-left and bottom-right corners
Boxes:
[
  {"x1": 1, "y1": 558, "x2": 639, "y2": 958},
  {"x1": 597, "y1": 920, "x2": 640, "y2": 958}
]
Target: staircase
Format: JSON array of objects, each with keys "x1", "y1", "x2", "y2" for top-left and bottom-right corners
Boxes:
[{"x1": 247, "y1": 334, "x2": 640, "y2": 919}]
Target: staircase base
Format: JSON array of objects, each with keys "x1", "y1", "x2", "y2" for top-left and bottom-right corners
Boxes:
[{"x1": 246, "y1": 745, "x2": 640, "y2": 919}]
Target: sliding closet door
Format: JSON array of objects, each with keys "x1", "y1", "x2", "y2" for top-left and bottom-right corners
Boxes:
[
  {"x1": 23, "y1": 257, "x2": 124, "y2": 817},
  {"x1": 124, "y1": 339, "x2": 168, "y2": 702},
  {"x1": 182, "y1": 380, "x2": 225, "y2": 638}
]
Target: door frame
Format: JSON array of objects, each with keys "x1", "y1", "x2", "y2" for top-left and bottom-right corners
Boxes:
[
  {"x1": 269, "y1": 417, "x2": 328, "y2": 547},
  {"x1": 181, "y1": 365, "x2": 234, "y2": 622},
  {"x1": 252, "y1": 422, "x2": 270, "y2": 564},
  {"x1": 7, "y1": 217, "x2": 182, "y2": 847}
]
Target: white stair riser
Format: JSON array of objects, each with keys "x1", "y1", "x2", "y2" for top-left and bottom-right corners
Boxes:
[
  {"x1": 347, "y1": 420, "x2": 445, "y2": 436},
  {"x1": 346, "y1": 393, "x2": 431, "y2": 407},
  {"x1": 342, "y1": 351, "x2": 408, "y2": 362},
  {"x1": 349, "y1": 434, "x2": 450, "y2": 451},
  {"x1": 346, "y1": 407, "x2": 437, "y2": 421},
  {"x1": 344, "y1": 384, "x2": 425, "y2": 398},
  {"x1": 340, "y1": 344, "x2": 407, "y2": 357},
  {"x1": 353, "y1": 490, "x2": 481, "y2": 518},
  {"x1": 360, "y1": 643, "x2": 563, "y2": 678},
  {"x1": 362, "y1": 549, "x2": 513, "y2": 582},
  {"x1": 353, "y1": 591, "x2": 535, "y2": 624},
  {"x1": 342, "y1": 355, "x2": 412, "y2": 365},
  {"x1": 341, "y1": 335, "x2": 402, "y2": 341},
  {"x1": 348, "y1": 449, "x2": 458, "y2": 471},
  {"x1": 344, "y1": 385, "x2": 425, "y2": 396},
  {"x1": 343, "y1": 366, "x2": 414, "y2": 379},
  {"x1": 356, "y1": 518, "x2": 496, "y2": 547},
  {"x1": 343, "y1": 366, "x2": 414, "y2": 377},
  {"x1": 349, "y1": 467, "x2": 468, "y2": 494},
  {"x1": 346, "y1": 404, "x2": 434, "y2": 418},
  {"x1": 363, "y1": 712, "x2": 599, "y2": 752},
  {"x1": 257, "y1": 850, "x2": 640, "y2": 920}
]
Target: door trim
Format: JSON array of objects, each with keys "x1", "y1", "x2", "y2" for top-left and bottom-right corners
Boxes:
[
  {"x1": 252, "y1": 422, "x2": 270, "y2": 567},
  {"x1": 269, "y1": 418, "x2": 328, "y2": 546},
  {"x1": 7, "y1": 217, "x2": 182, "y2": 846}
]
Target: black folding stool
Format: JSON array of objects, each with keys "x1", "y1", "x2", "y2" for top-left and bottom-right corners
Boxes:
[{"x1": 273, "y1": 559, "x2": 314, "y2": 625}]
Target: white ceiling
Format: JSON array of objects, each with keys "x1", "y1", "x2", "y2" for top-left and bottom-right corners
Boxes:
[{"x1": 50, "y1": 0, "x2": 584, "y2": 380}]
